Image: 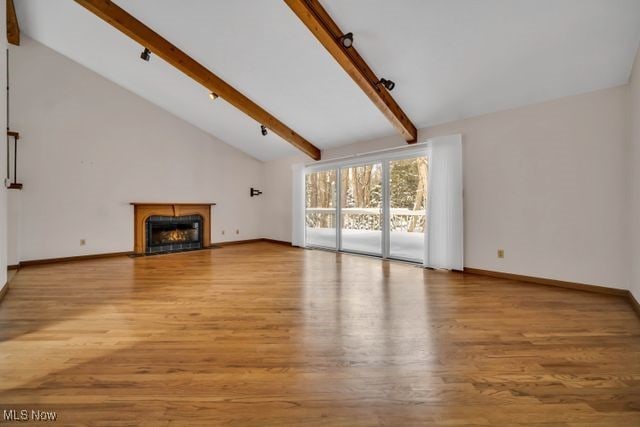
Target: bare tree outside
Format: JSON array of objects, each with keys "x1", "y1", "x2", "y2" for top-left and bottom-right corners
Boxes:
[
  {"x1": 305, "y1": 170, "x2": 336, "y2": 247},
  {"x1": 341, "y1": 164, "x2": 382, "y2": 231},
  {"x1": 389, "y1": 157, "x2": 428, "y2": 233}
]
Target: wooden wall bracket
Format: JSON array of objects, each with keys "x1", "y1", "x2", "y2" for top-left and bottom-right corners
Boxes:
[{"x1": 6, "y1": 130, "x2": 22, "y2": 190}]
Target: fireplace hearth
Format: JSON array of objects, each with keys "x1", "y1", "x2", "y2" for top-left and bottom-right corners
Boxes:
[{"x1": 146, "y1": 215, "x2": 202, "y2": 254}]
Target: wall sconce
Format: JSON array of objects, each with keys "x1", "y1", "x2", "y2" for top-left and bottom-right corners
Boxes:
[{"x1": 250, "y1": 187, "x2": 263, "y2": 197}]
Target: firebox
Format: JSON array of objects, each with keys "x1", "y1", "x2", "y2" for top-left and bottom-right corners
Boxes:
[{"x1": 145, "y1": 215, "x2": 203, "y2": 254}]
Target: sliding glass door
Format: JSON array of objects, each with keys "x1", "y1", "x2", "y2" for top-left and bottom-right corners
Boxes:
[
  {"x1": 388, "y1": 156, "x2": 428, "y2": 261},
  {"x1": 304, "y1": 151, "x2": 428, "y2": 263},
  {"x1": 305, "y1": 170, "x2": 337, "y2": 249},
  {"x1": 340, "y1": 163, "x2": 383, "y2": 255}
]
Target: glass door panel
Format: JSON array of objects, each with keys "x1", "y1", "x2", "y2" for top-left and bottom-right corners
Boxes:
[
  {"x1": 340, "y1": 163, "x2": 383, "y2": 255},
  {"x1": 388, "y1": 156, "x2": 428, "y2": 261},
  {"x1": 305, "y1": 170, "x2": 337, "y2": 249}
]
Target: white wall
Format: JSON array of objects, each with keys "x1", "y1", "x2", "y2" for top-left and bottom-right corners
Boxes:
[
  {"x1": 9, "y1": 37, "x2": 265, "y2": 262},
  {"x1": 630, "y1": 45, "x2": 640, "y2": 301},
  {"x1": 264, "y1": 85, "x2": 631, "y2": 290},
  {"x1": 0, "y1": 0, "x2": 7, "y2": 289}
]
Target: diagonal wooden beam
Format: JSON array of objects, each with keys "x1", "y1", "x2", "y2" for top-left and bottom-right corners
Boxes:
[
  {"x1": 284, "y1": 0, "x2": 417, "y2": 143},
  {"x1": 7, "y1": 0, "x2": 20, "y2": 46},
  {"x1": 74, "y1": 0, "x2": 321, "y2": 160}
]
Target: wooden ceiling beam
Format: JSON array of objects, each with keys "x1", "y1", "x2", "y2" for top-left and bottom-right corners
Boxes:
[
  {"x1": 284, "y1": 0, "x2": 417, "y2": 143},
  {"x1": 74, "y1": 0, "x2": 321, "y2": 160},
  {"x1": 7, "y1": 0, "x2": 20, "y2": 46}
]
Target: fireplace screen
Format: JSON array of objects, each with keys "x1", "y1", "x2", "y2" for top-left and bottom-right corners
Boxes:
[{"x1": 145, "y1": 215, "x2": 203, "y2": 254}]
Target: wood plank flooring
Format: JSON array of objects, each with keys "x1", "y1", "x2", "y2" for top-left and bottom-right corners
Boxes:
[{"x1": 0, "y1": 242, "x2": 638, "y2": 426}]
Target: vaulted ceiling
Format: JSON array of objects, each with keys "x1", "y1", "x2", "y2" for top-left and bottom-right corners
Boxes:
[{"x1": 15, "y1": 0, "x2": 640, "y2": 161}]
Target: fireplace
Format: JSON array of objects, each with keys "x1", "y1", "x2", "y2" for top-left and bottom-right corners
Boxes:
[
  {"x1": 131, "y1": 203, "x2": 215, "y2": 255},
  {"x1": 146, "y1": 215, "x2": 203, "y2": 254}
]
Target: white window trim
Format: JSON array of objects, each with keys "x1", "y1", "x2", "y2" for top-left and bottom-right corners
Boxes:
[{"x1": 305, "y1": 143, "x2": 430, "y2": 173}]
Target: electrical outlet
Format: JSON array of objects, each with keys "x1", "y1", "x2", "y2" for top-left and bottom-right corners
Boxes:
[
  {"x1": 497, "y1": 249, "x2": 504, "y2": 258},
  {"x1": 80, "y1": 239, "x2": 86, "y2": 246},
  {"x1": 235, "y1": 229, "x2": 239, "y2": 235}
]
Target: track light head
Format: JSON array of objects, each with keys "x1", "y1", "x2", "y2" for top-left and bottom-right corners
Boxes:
[
  {"x1": 378, "y1": 78, "x2": 395, "y2": 91},
  {"x1": 208, "y1": 91, "x2": 219, "y2": 101},
  {"x1": 140, "y1": 48, "x2": 151, "y2": 62},
  {"x1": 339, "y1": 32, "x2": 354, "y2": 48},
  {"x1": 260, "y1": 125, "x2": 268, "y2": 136}
]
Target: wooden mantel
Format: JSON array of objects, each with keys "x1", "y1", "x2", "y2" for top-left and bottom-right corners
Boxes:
[{"x1": 131, "y1": 203, "x2": 215, "y2": 255}]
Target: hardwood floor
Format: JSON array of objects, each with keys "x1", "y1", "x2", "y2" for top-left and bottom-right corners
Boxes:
[{"x1": 0, "y1": 242, "x2": 638, "y2": 426}]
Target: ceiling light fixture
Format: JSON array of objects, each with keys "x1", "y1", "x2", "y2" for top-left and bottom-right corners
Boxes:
[
  {"x1": 338, "y1": 32, "x2": 354, "y2": 49},
  {"x1": 261, "y1": 125, "x2": 268, "y2": 136},
  {"x1": 378, "y1": 78, "x2": 395, "y2": 91},
  {"x1": 208, "y1": 91, "x2": 219, "y2": 101},
  {"x1": 140, "y1": 48, "x2": 151, "y2": 61}
]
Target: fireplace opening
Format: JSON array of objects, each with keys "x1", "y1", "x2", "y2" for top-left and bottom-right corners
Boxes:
[{"x1": 145, "y1": 215, "x2": 203, "y2": 254}]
